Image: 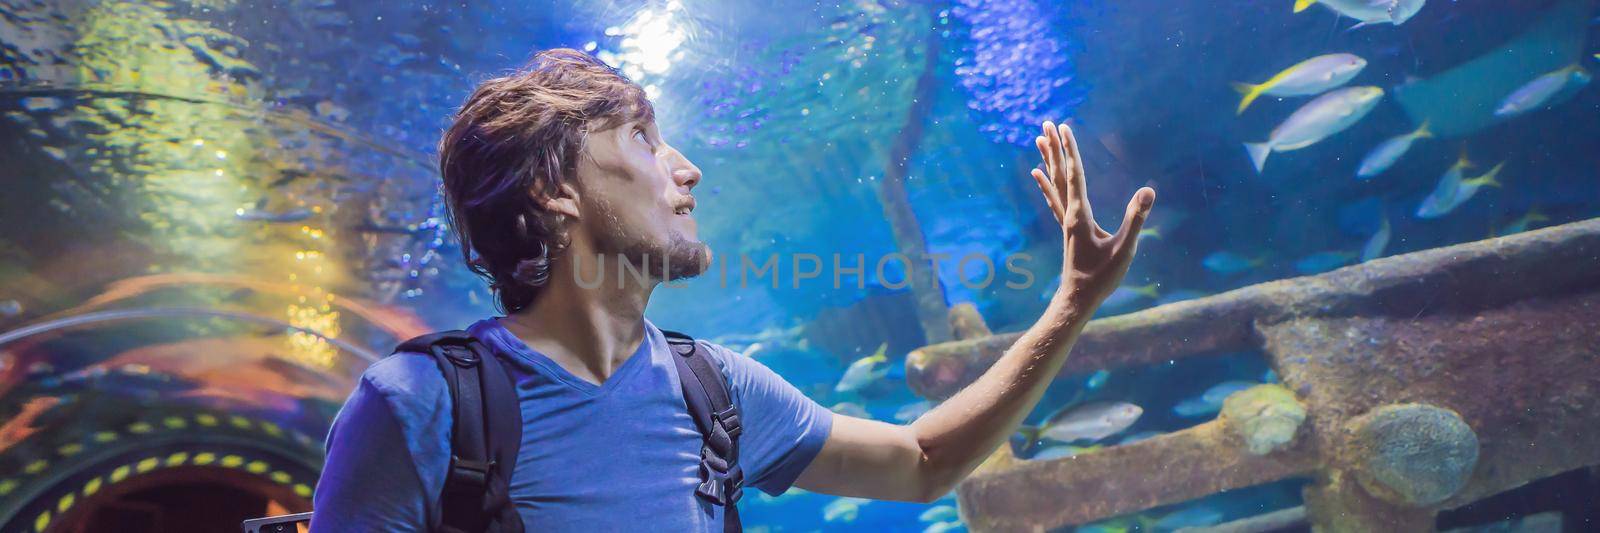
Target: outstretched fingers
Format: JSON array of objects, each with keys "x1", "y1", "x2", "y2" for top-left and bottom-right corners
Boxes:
[
  {"x1": 1035, "y1": 128, "x2": 1069, "y2": 223},
  {"x1": 1031, "y1": 167, "x2": 1066, "y2": 224},
  {"x1": 1113, "y1": 187, "x2": 1157, "y2": 258},
  {"x1": 1056, "y1": 123, "x2": 1099, "y2": 236}
]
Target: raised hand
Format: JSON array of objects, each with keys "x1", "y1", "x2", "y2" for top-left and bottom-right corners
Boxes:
[{"x1": 1030, "y1": 121, "x2": 1156, "y2": 309}]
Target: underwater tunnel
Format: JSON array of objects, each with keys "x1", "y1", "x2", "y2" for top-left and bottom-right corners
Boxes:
[{"x1": 3, "y1": 0, "x2": 1600, "y2": 532}]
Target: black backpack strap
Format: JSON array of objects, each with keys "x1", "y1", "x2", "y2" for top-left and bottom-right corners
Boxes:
[
  {"x1": 395, "y1": 330, "x2": 524, "y2": 533},
  {"x1": 662, "y1": 330, "x2": 744, "y2": 533}
]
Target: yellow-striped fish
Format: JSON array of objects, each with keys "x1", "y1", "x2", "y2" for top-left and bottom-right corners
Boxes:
[{"x1": 1232, "y1": 53, "x2": 1366, "y2": 114}]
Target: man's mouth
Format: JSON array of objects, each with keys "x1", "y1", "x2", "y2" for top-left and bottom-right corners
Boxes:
[{"x1": 673, "y1": 197, "x2": 696, "y2": 216}]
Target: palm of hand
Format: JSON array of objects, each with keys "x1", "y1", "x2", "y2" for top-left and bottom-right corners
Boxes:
[{"x1": 1029, "y1": 121, "x2": 1156, "y2": 308}]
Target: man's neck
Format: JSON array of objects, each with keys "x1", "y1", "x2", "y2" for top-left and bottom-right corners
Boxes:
[{"x1": 501, "y1": 248, "x2": 655, "y2": 384}]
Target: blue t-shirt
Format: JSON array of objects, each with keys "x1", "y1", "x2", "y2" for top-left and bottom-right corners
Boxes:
[{"x1": 311, "y1": 317, "x2": 834, "y2": 532}]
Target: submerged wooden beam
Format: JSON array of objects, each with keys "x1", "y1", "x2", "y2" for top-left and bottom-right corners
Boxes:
[
  {"x1": 959, "y1": 418, "x2": 1318, "y2": 531},
  {"x1": 931, "y1": 218, "x2": 1600, "y2": 531},
  {"x1": 907, "y1": 217, "x2": 1600, "y2": 400}
]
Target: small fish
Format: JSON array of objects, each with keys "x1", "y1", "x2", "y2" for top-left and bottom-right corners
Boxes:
[
  {"x1": 1357, "y1": 121, "x2": 1431, "y2": 179},
  {"x1": 1137, "y1": 226, "x2": 1162, "y2": 240},
  {"x1": 1294, "y1": 251, "x2": 1356, "y2": 274},
  {"x1": 923, "y1": 521, "x2": 963, "y2": 533},
  {"x1": 1414, "y1": 150, "x2": 1473, "y2": 219},
  {"x1": 756, "y1": 486, "x2": 809, "y2": 504},
  {"x1": 1100, "y1": 283, "x2": 1160, "y2": 309},
  {"x1": 1494, "y1": 65, "x2": 1591, "y2": 118},
  {"x1": 1232, "y1": 53, "x2": 1367, "y2": 114},
  {"x1": 1361, "y1": 214, "x2": 1391, "y2": 262},
  {"x1": 1077, "y1": 518, "x2": 1134, "y2": 533},
  {"x1": 895, "y1": 400, "x2": 935, "y2": 422},
  {"x1": 1495, "y1": 208, "x2": 1549, "y2": 236},
  {"x1": 1173, "y1": 381, "x2": 1256, "y2": 418},
  {"x1": 824, "y1": 496, "x2": 870, "y2": 522},
  {"x1": 1029, "y1": 444, "x2": 1101, "y2": 461},
  {"x1": 830, "y1": 402, "x2": 871, "y2": 419},
  {"x1": 41, "y1": 146, "x2": 67, "y2": 161},
  {"x1": 235, "y1": 206, "x2": 314, "y2": 223},
  {"x1": 1297, "y1": 0, "x2": 1426, "y2": 29},
  {"x1": 919, "y1": 505, "x2": 959, "y2": 523},
  {"x1": 1418, "y1": 161, "x2": 1504, "y2": 219},
  {"x1": 1154, "y1": 289, "x2": 1208, "y2": 305},
  {"x1": 20, "y1": 96, "x2": 62, "y2": 112},
  {"x1": 1203, "y1": 251, "x2": 1265, "y2": 275},
  {"x1": 315, "y1": 100, "x2": 351, "y2": 122},
  {"x1": 1019, "y1": 401, "x2": 1143, "y2": 445},
  {"x1": 0, "y1": 299, "x2": 21, "y2": 317},
  {"x1": 1245, "y1": 86, "x2": 1384, "y2": 172},
  {"x1": 1085, "y1": 369, "x2": 1111, "y2": 390},
  {"x1": 1149, "y1": 506, "x2": 1225, "y2": 530},
  {"x1": 834, "y1": 343, "x2": 890, "y2": 392}
]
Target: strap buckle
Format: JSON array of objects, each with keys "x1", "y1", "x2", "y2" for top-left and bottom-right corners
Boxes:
[
  {"x1": 445, "y1": 456, "x2": 494, "y2": 492},
  {"x1": 715, "y1": 405, "x2": 742, "y2": 439},
  {"x1": 436, "y1": 344, "x2": 480, "y2": 368},
  {"x1": 695, "y1": 464, "x2": 744, "y2": 505}
]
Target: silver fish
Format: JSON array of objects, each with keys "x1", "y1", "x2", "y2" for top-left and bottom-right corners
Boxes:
[
  {"x1": 894, "y1": 400, "x2": 934, "y2": 422},
  {"x1": 1494, "y1": 65, "x2": 1591, "y2": 118},
  {"x1": 1357, "y1": 121, "x2": 1431, "y2": 179},
  {"x1": 829, "y1": 401, "x2": 871, "y2": 419},
  {"x1": 1418, "y1": 161, "x2": 1503, "y2": 219},
  {"x1": 1173, "y1": 381, "x2": 1256, "y2": 417},
  {"x1": 1414, "y1": 152, "x2": 1472, "y2": 219},
  {"x1": 919, "y1": 505, "x2": 958, "y2": 523},
  {"x1": 1023, "y1": 401, "x2": 1143, "y2": 444},
  {"x1": 1297, "y1": 0, "x2": 1426, "y2": 29},
  {"x1": 1245, "y1": 86, "x2": 1383, "y2": 172},
  {"x1": 1361, "y1": 215, "x2": 1391, "y2": 262},
  {"x1": 1495, "y1": 209, "x2": 1549, "y2": 236},
  {"x1": 823, "y1": 497, "x2": 870, "y2": 522},
  {"x1": 834, "y1": 343, "x2": 889, "y2": 392},
  {"x1": 1232, "y1": 53, "x2": 1367, "y2": 114}
]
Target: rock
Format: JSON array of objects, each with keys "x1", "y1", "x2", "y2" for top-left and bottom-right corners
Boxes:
[
  {"x1": 1348, "y1": 403, "x2": 1479, "y2": 506},
  {"x1": 948, "y1": 302, "x2": 992, "y2": 340},
  {"x1": 1221, "y1": 384, "x2": 1306, "y2": 456}
]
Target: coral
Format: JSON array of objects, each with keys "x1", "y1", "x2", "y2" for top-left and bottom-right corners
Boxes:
[
  {"x1": 1347, "y1": 403, "x2": 1478, "y2": 507},
  {"x1": 1220, "y1": 384, "x2": 1305, "y2": 456}
]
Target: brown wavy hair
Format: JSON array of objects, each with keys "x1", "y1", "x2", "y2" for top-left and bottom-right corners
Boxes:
[{"x1": 439, "y1": 48, "x2": 654, "y2": 314}]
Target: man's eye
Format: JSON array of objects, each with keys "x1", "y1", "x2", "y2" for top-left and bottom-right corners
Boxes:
[{"x1": 633, "y1": 129, "x2": 648, "y2": 142}]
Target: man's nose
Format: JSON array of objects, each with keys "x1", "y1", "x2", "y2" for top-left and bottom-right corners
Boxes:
[{"x1": 670, "y1": 152, "x2": 701, "y2": 189}]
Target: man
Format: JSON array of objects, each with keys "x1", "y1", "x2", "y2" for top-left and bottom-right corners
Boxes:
[{"x1": 311, "y1": 48, "x2": 1154, "y2": 531}]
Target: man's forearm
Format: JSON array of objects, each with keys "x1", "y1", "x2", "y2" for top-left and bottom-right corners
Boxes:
[{"x1": 907, "y1": 292, "x2": 1094, "y2": 497}]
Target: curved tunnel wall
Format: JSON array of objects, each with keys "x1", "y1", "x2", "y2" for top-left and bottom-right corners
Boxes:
[{"x1": 0, "y1": 1, "x2": 451, "y2": 530}]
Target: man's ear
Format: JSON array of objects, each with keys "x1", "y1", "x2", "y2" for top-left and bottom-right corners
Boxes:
[{"x1": 535, "y1": 182, "x2": 582, "y2": 220}]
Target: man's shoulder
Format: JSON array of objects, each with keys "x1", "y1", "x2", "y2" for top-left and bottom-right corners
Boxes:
[
  {"x1": 678, "y1": 336, "x2": 742, "y2": 371},
  {"x1": 357, "y1": 351, "x2": 450, "y2": 408}
]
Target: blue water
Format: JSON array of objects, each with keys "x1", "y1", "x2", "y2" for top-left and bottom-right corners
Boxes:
[{"x1": 1, "y1": 0, "x2": 1597, "y2": 531}]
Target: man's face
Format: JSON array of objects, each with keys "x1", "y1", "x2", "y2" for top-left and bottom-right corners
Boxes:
[{"x1": 572, "y1": 117, "x2": 709, "y2": 282}]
